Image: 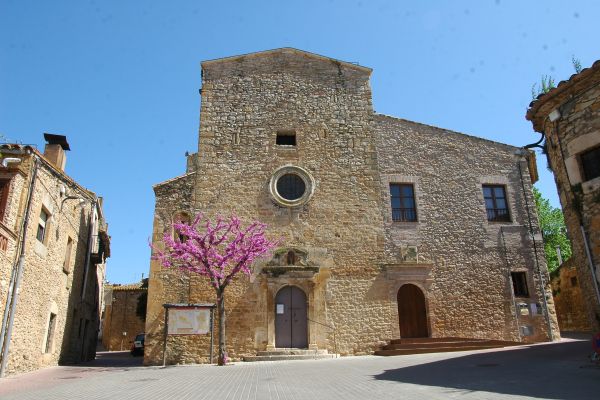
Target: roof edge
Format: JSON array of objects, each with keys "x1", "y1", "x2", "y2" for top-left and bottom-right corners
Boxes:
[
  {"x1": 201, "y1": 48, "x2": 372, "y2": 73},
  {"x1": 374, "y1": 113, "x2": 520, "y2": 151},
  {"x1": 526, "y1": 59, "x2": 600, "y2": 131},
  {"x1": 0, "y1": 144, "x2": 97, "y2": 201},
  {"x1": 153, "y1": 171, "x2": 196, "y2": 189}
]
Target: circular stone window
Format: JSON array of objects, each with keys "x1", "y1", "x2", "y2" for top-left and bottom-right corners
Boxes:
[{"x1": 269, "y1": 165, "x2": 315, "y2": 207}]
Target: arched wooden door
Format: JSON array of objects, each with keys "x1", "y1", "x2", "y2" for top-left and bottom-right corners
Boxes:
[
  {"x1": 275, "y1": 286, "x2": 308, "y2": 348},
  {"x1": 397, "y1": 284, "x2": 428, "y2": 338}
]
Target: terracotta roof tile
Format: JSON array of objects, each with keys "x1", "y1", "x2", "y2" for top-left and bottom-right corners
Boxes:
[{"x1": 526, "y1": 59, "x2": 600, "y2": 131}]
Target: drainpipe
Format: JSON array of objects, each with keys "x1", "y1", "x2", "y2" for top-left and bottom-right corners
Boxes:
[
  {"x1": 0, "y1": 261, "x2": 17, "y2": 357},
  {"x1": 0, "y1": 156, "x2": 27, "y2": 352},
  {"x1": 0, "y1": 156, "x2": 39, "y2": 377},
  {"x1": 516, "y1": 156, "x2": 554, "y2": 341}
]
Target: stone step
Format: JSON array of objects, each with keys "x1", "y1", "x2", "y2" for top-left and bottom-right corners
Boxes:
[
  {"x1": 382, "y1": 340, "x2": 515, "y2": 351},
  {"x1": 375, "y1": 337, "x2": 521, "y2": 356},
  {"x1": 375, "y1": 345, "x2": 504, "y2": 356},
  {"x1": 243, "y1": 354, "x2": 339, "y2": 362},
  {"x1": 388, "y1": 337, "x2": 478, "y2": 345},
  {"x1": 374, "y1": 337, "x2": 521, "y2": 356},
  {"x1": 256, "y1": 349, "x2": 330, "y2": 356}
]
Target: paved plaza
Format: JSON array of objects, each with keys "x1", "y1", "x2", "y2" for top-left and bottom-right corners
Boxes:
[{"x1": 0, "y1": 335, "x2": 598, "y2": 400}]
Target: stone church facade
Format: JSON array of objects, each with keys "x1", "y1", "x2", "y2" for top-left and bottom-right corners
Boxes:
[{"x1": 146, "y1": 48, "x2": 559, "y2": 365}]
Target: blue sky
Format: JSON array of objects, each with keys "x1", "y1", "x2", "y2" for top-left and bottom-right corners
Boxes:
[{"x1": 1, "y1": 1, "x2": 598, "y2": 283}]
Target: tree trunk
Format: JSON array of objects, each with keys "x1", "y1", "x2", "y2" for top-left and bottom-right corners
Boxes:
[{"x1": 217, "y1": 290, "x2": 226, "y2": 365}]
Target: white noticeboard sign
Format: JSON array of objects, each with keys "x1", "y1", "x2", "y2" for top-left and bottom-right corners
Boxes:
[
  {"x1": 276, "y1": 304, "x2": 284, "y2": 314},
  {"x1": 168, "y1": 308, "x2": 210, "y2": 335}
]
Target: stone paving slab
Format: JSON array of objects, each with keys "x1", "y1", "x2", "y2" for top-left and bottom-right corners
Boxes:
[{"x1": 0, "y1": 338, "x2": 598, "y2": 400}]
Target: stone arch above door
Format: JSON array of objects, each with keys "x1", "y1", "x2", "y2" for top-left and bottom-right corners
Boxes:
[{"x1": 383, "y1": 263, "x2": 433, "y2": 339}]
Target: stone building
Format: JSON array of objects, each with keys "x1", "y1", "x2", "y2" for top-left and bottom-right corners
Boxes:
[
  {"x1": 551, "y1": 258, "x2": 592, "y2": 332},
  {"x1": 146, "y1": 48, "x2": 558, "y2": 365},
  {"x1": 526, "y1": 59, "x2": 600, "y2": 331},
  {"x1": 102, "y1": 281, "x2": 147, "y2": 351},
  {"x1": 0, "y1": 134, "x2": 110, "y2": 376}
]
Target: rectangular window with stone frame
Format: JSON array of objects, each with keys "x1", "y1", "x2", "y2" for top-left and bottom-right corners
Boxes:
[
  {"x1": 580, "y1": 146, "x2": 600, "y2": 182},
  {"x1": 511, "y1": 271, "x2": 530, "y2": 297},
  {"x1": 390, "y1": 183, "x2": 417, "y2": 222},
  {"x1": 483, "y1": 184, "x2": 510, "y2": 222},
  {"x1": 0, "y1": 178, "x2": 11, "y2": 222},
  {"x1": 36, "y1": 208, "x2": 50, "y2": 243},
  {"x1": 276, "y1": 130, "x2": 296, "y2": 146}
]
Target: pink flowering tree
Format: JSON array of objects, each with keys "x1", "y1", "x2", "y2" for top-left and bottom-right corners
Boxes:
[{"x1": 152, "y1": 213, "x2": 277, "y2": 365}]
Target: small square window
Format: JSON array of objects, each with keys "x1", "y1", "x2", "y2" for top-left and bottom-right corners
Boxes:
[
  {"x1": 483, "y1": 185, "x2": 510, "y2": 222},
  {"x1": 276, "y1": 131, "x2": 296, "y2": 146},
  {"x1": 570, "y1": 276, "x2": 578, "y2": 287},
  {"x1": 173, "y1": 212, "x2": 191, "y2": 242},
  {"x1": 390, "y1": 183, "x2": 417, "y2": 222},
  {"x1": 580, "y1": 146, "x2": 600, "y2": 181},
  {"x1": 511, "y1": 272, "x2": 530, "y2": 297}
]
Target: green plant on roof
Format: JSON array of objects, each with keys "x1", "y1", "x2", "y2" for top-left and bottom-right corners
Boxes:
[
  {"x1": 531, "y1": 75, "x2": 556, "y2": 100},
  {"x1": 572, "y1": 56, "x2": 582, "y2": 74}
]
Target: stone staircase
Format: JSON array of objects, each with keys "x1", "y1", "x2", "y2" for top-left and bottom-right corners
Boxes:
[
  {"x1": 243, "y1": 349, "x2": 339, "y2": 362},
  {"x1": 374, "y1": 337, "x2": 521, "y2": 356}
]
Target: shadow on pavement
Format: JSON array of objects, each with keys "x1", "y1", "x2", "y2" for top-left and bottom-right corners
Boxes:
[
  {"x1": 0, "y1": 352, "x2": 144, "y2": 397},
  {"x1": 78, "y1": 351, "x2": 144, "y2": 368},
  {"x1": 373, "y1": 336, "x2": 598, "y2": 400}
]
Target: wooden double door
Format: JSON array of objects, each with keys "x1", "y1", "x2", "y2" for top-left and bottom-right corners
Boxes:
[
  {"x1": 275, "y1": 286, "x2": 308, "y2": 348},
  {"x1": 397, "y1": 284, "x2": 429, "y2": 338}
]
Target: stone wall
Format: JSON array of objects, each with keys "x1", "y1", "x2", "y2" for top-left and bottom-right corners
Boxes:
[
  {"x1": 551, "y1": 258, "x2": 592, "y2": 332},
  {"x1": 146, "y1": 49, "x2": 559, "y2": 366},
  {"x1": 375, "y1": 115, "x2": 558, "y2": 342},
  {"x1": 102, "y1": 285, "x2": 146, "y2": 351},
  {"x1": 528, "y1": 66, "x2": 600, "y2": 331}
]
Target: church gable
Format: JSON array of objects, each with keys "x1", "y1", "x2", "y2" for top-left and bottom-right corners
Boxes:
[{"x1": 201, "y1": 47, "x2": 371, "y2": 86}]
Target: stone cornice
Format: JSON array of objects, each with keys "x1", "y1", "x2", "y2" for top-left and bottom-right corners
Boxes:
[{"x1": 201, "y1": 47, "x2": 372, "y2": 74}]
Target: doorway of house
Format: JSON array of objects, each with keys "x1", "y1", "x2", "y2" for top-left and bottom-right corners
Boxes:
[
  {"x1": 397, "y1": 284, "x2": 428, "y2": 338},
  {"x1": 275, "y1": 286, "x2": 308, "y2": 348}
]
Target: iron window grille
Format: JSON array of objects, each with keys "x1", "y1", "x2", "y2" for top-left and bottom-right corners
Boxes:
[{"x1": 483, "y1": 185, "x2": 510, "y2": 222}]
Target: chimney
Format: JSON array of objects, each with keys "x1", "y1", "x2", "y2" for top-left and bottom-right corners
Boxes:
[{"x1": 43, "y1": 133, "x2": 70, "y2": 171}]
